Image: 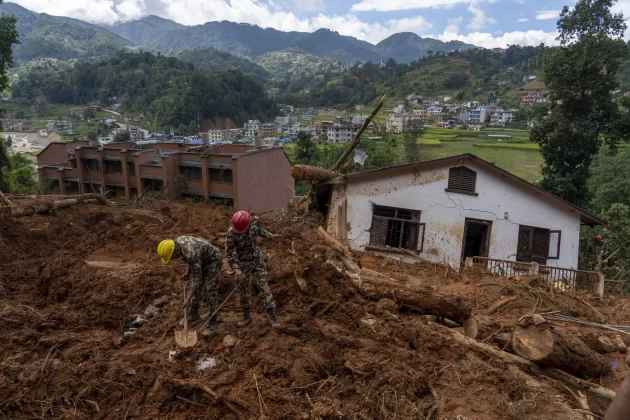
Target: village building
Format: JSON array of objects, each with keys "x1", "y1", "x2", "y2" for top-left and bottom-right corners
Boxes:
[
  {"x1": 323, "y1": 154, "x2": 602, "y2": 271},
  {"x1": 36, "y1": 141, "x2": 294, "y2": 214}
]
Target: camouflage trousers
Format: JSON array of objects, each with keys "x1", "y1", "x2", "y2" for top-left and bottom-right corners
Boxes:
[
  {"x1": 236, "y1": 257, "x2": 276, "y2": 310},
  {"x1": 189, "y1": 260, "x2": 222, "y2": 319}
]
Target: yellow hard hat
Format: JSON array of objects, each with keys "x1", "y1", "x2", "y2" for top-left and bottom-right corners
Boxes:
[{"x1": 157, "y1": 239, "x2": 176, "y2": 264}]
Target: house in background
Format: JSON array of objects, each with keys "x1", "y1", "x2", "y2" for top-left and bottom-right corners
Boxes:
[{"x1": 323, "y1": 154, "x2": 602, "y2": 271}]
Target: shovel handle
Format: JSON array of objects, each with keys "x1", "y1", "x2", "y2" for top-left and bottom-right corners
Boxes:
[{"x1": 183, "y1": 283, "x2": 188, "y2": 332}]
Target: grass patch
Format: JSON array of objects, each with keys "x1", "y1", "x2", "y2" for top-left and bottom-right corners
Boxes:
[
  {"x1": 472, "y1": 143, "x2": 540, "y2": 151},
  {"x1": 418, "y1": 138, "x2": 442, "y2": 146}
]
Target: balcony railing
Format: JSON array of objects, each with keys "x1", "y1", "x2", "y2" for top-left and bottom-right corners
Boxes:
[{"x1": 466, "y1": 256, "x2": 604, "y2": 296}]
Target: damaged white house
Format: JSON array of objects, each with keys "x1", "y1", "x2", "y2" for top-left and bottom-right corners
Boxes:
[{"x1": 322, "y1": 154, "x2": 603, "y2": 271}]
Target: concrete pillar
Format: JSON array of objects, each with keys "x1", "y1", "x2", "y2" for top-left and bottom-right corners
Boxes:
[
  {"x1": 57, "y1": 170, "x2": 66, "y2": 195},
  {"x1": 120, "y1": 150, "x2": 131, "y2": 199},
  {"x1": 201, "y1": 156, "x2": 210, "y2": 198},
  {"x1": 231, "y1": 156, "x2": 239, "y2": 208}
]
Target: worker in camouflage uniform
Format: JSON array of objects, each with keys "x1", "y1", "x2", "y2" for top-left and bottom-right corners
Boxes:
[
  {"x1": 226, "y1": 210, "x2": 280, "y2": 328},
  {"x1": 157, "y1": 236, "x2": 222, "y2": 337}
]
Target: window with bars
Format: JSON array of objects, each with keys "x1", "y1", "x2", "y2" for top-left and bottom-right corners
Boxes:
[
  {"x1": 83, "y1": 159, "x2": 99, "y2": 173},
  {"x1": 103, "y1": 160, "x2": 122, "y2": 174},
  {"x1": 210, "y1": 168, "x2": 233, "y2": 184},
  {"x1": 369, "y1": 205, "x2": 425, "y2": 251},
  {"x1": 516, "y1": 225, "x2": 562, "y2": 264},
  {"x1": 181, "y1": 167, "x2": 202, "y2": 181},
  {"x1": 446, "y1": 166, "x2": 477, "y2": 195}
]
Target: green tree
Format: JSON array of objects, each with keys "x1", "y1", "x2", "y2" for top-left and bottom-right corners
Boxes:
[
  {"x1": 0, "y1": 139, "x2": 11, "y2": 192},
  {"x1": 531, "y1": 0, "x2": 628, "y2": 206},
  {"x1": 0, "y1": 2, "x2": 18, "y2": 129},
  {"x1": 114, "y1": 131, "x2": 130, "y2": 142},
  {"x1": 87, "y1": 131, "x2": 98, "y2": 144},
  {"x1": 588, "y1": 148, "x2": 630, "y2": 214},
  {"x1": 295, "y1": 131, "x2": 315, "y2": 161}
]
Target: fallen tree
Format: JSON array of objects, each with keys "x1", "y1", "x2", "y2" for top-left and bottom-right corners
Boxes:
[
  {"x1": 291, "y1": 165, "x2": 340, "y2": 182},
  {"x1": 317, "y1": 226, "x2": 477, "y2": 334},
  {"x1": 431, "y1": 322, "x2": 617, "y2": 402},
  {"x1": 512, "y1": 315, "x2": 611, "y2": 378},
  {"x1": 8, "y1": 194, "x2": 109, "y2": 218}
]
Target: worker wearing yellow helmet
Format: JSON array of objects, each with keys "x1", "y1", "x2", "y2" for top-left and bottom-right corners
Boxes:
[{"x1": 157, "y1": 236, "x2": 223, "y2": 337}]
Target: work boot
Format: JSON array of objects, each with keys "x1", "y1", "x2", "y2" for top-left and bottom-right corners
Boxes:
[
  {"x1": 202, "y1": 318, "x2": 218, "y2": 337},
  {"x1": 236, "y1": 307, "x2": 251, "y2": 327},
  {"x1": 179, "y1": 312, "x2": 200, "y2": 327},
  {"x1": 267, "y1": 307, "x2": 281, "y2": 328}
]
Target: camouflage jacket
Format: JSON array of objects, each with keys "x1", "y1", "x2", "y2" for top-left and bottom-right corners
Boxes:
[
  {"x1": 225, "y1": 216, "x2": 272, "y2": 269},
  {"x1": 175, "y1": 236, "x2": 222, "y2": 286}
]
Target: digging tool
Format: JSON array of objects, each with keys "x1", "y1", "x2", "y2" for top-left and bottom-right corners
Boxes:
[
  {"x1": 197, "y1": 260, "x2": 261, "y2": 333},
  {"x1": 175, "y1": 283, "x2": 198, "y2": 348}
]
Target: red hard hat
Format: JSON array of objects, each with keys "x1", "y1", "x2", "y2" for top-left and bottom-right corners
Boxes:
[
  {"x1": 232, "y1": 211, "x2": 251, "y2": 234},
  {"x1": 594, "y1": 235, "x2": 602, "y2": 242}
]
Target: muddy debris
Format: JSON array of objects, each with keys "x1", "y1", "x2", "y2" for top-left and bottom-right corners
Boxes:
[{"x1": 1, "y1": 201, "x2": 629, "y2": 419}]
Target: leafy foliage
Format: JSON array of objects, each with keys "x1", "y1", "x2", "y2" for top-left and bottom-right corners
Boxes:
[
  {"x1": 0, "y1": 138, "x2": 11, "y2": 192},
  {"x1": 12, "y1": 51, "x2": 276, "y2": 134},
  {"x1": 532, "y1": 0, "x2": 628, "y2": 207},
  {"x1": 175, "y1": 48, "x2": 270, "y2": 82},
  {"x1": 588, "y1": 148, "x2": 630, "y2": 214},
  {"x1": 10, "y1": 152, "x2": 36, "y2": 193},
  {"x1": 0, "y1": 2, "x2": 132, "y2": 62}
]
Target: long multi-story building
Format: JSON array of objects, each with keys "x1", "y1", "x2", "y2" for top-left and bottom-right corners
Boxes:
[
  {"x1": 206, "y1": 129, "x2": 231, "y2": 142},
  {"x1": 386, "y1": 113, "x2": 426, "y2": 133},
  {"x1": 37, "y1": 141, "x2": 294, "y2": 214},
  {"x1": 327, "y1": 121, "x2": 355, "y2": 143},
  {"x1": 261, "y1": 123, "x2": 277, "y2": 136},
  {"x1": 490, "y1": 109, "x2": 515, "y2": 127}
]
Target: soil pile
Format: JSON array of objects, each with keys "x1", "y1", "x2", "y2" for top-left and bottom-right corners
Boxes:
[{"x1": 1, "y1": 201, "x2": 629, "y2": 419}]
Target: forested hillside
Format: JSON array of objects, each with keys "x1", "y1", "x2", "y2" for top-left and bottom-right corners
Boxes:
[
  {"x1": 284, "y1": 44, "x2": 547, "y2": 107},
  {"x1": 10, "y1": 52, "x2": 276, "y2": 134},
  {"x1": 174, "y1": 48, "x2": 270, "y2": 82},
  {"x1": 0, "y1": 2, "x2": 133, "y2": 62}
]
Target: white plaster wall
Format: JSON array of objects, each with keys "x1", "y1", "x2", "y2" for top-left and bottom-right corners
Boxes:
[{"x1": 327, "y1": 159, "x2": 582, "y2": 270}]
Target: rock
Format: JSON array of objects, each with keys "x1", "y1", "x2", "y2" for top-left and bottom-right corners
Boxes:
[
  {"x1": 374, "y1": 298, "x2": 398, "y2": 315},
  {"x1": 222, "y1": 335, "x2": 237, "y2": 347},
  {"x1": 196, "y1": 356, "x2": 217, "y2": 371},
  {"x1": 152, "y1": 295, "x2": 170, "y2": 307},
  {"x1": 144, "y1": 304, "x2": 160, "y2": 318},
  {"x1": 127, "y1": 315, "x2": 147, "y2": 328}
]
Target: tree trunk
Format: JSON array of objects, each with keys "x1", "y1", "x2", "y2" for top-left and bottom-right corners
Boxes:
[
  {"x1": 357, "y1": 269, "x2": 473, "y2": 324},
  {"x1": 512, "y1": 323, "x2": 611, "y2": 378},
  {"x1": 291, "y1": 165, "x2": 340, "y2": 181},
  {"x1": 579, "y1": 331, "x2": 626, "y2": 354},
  {"x1": 10, "y1": 194, "x2": 108, "y2": 218},
  {"x1": 431, "y1": 322, "x2": 616, "y2": 402}
]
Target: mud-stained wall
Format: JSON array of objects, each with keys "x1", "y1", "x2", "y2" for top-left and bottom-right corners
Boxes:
[{"x1": 327, "y1": 160, "x2": 582, "y2": 270}]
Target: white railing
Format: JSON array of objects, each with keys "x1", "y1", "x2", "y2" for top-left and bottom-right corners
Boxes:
[{"x1": 467, "y1": 257, "x2": 605, "y2": 296}]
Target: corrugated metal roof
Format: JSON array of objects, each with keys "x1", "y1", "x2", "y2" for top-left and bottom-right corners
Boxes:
[
  {"x1": 209, "y1": 192, "x2": 233, "y2": 199},
  {"x1": 82, "y1": 154, "x2": 98, "y2": 159},
  {"x1": 180, "y1": 160, "x2": 202, "y2": 167},
  {"x1": 103, "y1": 155, "x2": 122, "y2": 161},
  {"x1": 139, "y1": 174, "x2": 163, "y2": 180}
]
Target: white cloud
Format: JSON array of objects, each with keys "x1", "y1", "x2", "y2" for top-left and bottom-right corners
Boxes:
[
  {"x1": 294, "y1": 0, "x2": 325, "y2": 12},
  {"x1": 514, "y1": 0, "x2": 525, "y2": 3},
  {"x1": 517, "y1": 18, "x2": 529, "y2": 22},
  {"x1": 385, "y1": 16, "x2": 432, "y2": 33},
  {"x1": 11, "y1": 0, "x2": 434, "y2": 44},
  {"x1": 350, "y1": 0, "x2": 473, "y2": 13},
  {"x1": 535, "y1": 10, "x2": 560, "y2": 20},
  {"x1": 436, "y1": 28, "x2": 559, "y2": 48},
  {"x1": 467, "y1": 4, "x2": 496, "y2": 31}
]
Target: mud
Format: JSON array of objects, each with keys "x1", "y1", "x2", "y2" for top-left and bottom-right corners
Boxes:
[{"x1": 0, "y1": 201, "x2": 629, "y2": 419}]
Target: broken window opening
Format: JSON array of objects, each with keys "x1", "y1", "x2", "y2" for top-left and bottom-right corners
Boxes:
[
  {"x1": 83, "y1": 159, "x2": 99, "y2": 173},
  {"x1": 181, "y1": 167, "x2": 202, "y2": 181},
  {"x1": 369, "y1": 205, "x2": 424, "y2": 251},
  {"x1": 516, "y1": 225, "x2": 561, "y2": 264},
  {"x1": 209, "y1": 168, "x2": 233, "y2": 184}
]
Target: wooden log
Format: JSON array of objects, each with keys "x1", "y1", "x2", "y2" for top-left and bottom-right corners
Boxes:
[
  {"x1": 291, "y1": 165, "x2": 340, "y2": 181},
  {"x1": 317, "y1": 226, "x2": 360, "y2": 274},
  {"x1": 512, "y1": 322, "x2": 611, "y2": 378},
  {"x1": 357, "y1": 269, "x2": 473, "y2": 323},
  {"x1": 487, "y1": 296, "x2": 518, "y2": 315},
  {"x1": 10, "y1": 194, "x2": 108, "y2": 218},
  {"x1": 579, "y1": 331, "x2": 626, "y2": 354},
  {"x1": 0, "y1": 190, "x2": 12, "y2": 206},
  {"x1": 430, "y1": 322, "x2": 617, "y2": 402}
]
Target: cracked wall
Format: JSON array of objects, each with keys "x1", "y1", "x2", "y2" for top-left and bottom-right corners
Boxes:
[{"x1": 329, "y1": 160, "x2": 581, "y2": 271}]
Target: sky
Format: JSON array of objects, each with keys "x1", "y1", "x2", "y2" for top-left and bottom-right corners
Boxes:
[{"x1": 9, "y1": 0, "x2": 630, "y2": 47}]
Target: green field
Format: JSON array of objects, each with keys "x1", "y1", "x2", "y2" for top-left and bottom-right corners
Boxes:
[
  {"x1": 418, "y1": 138, "x2": 442, "y2": 146},
  {"x1": 472, "y1": 143, "x2": 541, "y2": 151}
]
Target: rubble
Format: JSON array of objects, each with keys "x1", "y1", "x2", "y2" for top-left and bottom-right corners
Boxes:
[{"x1": 1, "y1": 200, "x2": 630, "y2": 418}]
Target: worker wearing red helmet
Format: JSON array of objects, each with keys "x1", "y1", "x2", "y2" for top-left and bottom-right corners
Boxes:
[{"x1": 226, "y1": 210, "x2": 280, "y2": 328}]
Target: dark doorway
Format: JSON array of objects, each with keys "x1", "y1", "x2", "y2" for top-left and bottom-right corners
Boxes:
[{"x1": 461, "y1": 219, "x2": 492, "y2": 265}]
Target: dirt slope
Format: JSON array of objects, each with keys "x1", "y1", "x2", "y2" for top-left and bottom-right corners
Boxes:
[{"x1": 0, "y1": 201, "x2": 629, "y2": 419}]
